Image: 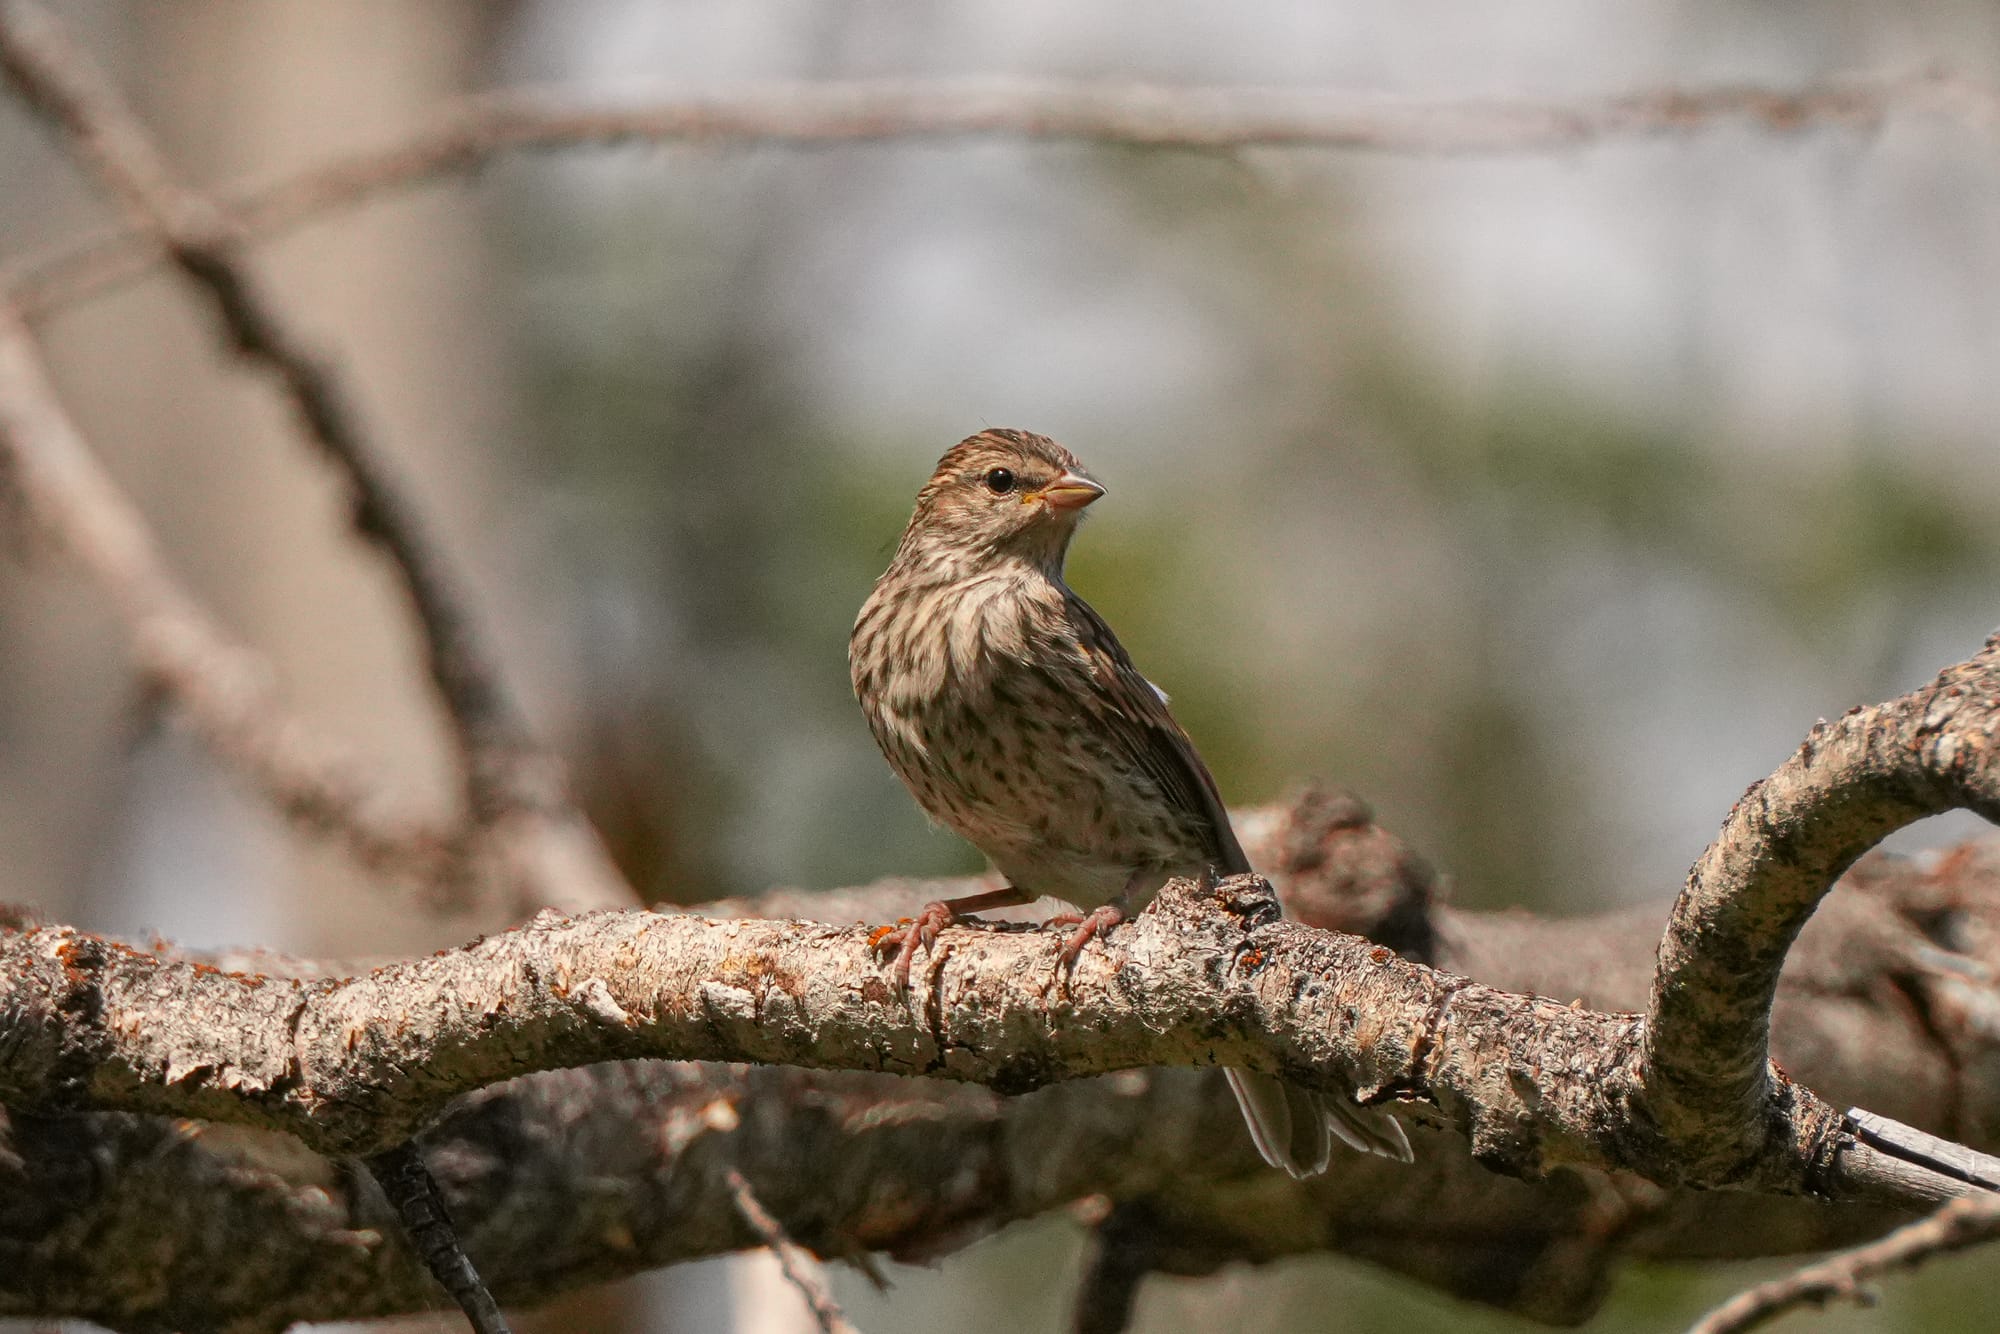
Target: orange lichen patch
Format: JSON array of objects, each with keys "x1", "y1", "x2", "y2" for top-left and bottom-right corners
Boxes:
[
  {"x1": 1370, "y1": 946, "x2": 1393, "y2": 964},
  {"x1": 1239, "y1": 948, "x2": 1265, "y2": 969}
]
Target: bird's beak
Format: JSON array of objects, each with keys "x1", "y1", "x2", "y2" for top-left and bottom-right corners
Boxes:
[{"x1": 1037, "y1": 473, "x2": 1105, "y2": 512}]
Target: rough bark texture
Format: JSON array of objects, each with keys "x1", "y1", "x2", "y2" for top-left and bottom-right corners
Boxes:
[
  {"x1": 5, "y1": 791, "x2": 2000, "y2": 1331},
  {"x1": 1647, "y1": 643, "x2": 2000, "y2": 1182}
]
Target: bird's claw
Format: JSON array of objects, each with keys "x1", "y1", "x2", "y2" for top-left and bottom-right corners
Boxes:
[
  {"x1": 1047, "y1": 904, "x2": 1126, "y2": 986},
  {"x1": 869, "y1": 901, "x2": 956, "y2": 991}
]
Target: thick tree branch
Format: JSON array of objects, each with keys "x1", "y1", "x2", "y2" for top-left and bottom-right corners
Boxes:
[
  {"x1": 8, "y1": 69, "x2": 1998, "y2": 321},
  {"x1": 8, "y1": 817, "x2": 2000, "y2": 1329},
  {"x1": 0, "y1": 0, "x2": 631, "y2": 917},
  {"x1": 0, "y1": 848, "x2": 1990, "y2": 1219},
  {"x1": 1645, "y1": 634, "x2": 2000, "y2": 1180}
]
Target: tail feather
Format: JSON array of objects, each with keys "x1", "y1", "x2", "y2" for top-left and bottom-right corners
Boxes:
[
  {"x1": 1224, "y1": 1069, "x2": 1411, "y2": 1178},
  {"x1": 1325, "y1": 1087, "x2": 1413, "y2": 1163}
]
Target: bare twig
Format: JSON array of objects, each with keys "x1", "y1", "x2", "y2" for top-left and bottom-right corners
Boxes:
[
  {"x1": 0, "y1": 305, "x2": 452, "y2": 882},
  {"x1": 1848, "y1": 1107, "x2": 2000, "y2": 1193},
  {"x1": 0, "y1": 0, "x2": 632, "y2": 916},
  {"x1": 1687, "y1": 1192, "x2": 2000, "y2": 1334},
  {"x1": 365, "y1": 1143, "x2": 513, "y2": 1334},
  {"x1": 1644, "y1": 634, "x2": 2000, "y2": 1181},
  {"x1": 0, "y1": 2, "x2": 519, "y2": 830},
  {"x1": 724, "y1": 1168, "x2": 861, "y2": 1334},
  {"x1": 10, "y1": 69, "x2": 2000, "y2": 320}
]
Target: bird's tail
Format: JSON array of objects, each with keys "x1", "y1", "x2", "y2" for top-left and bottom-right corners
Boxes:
[{"x1": 1223, "y1": 1068, "x2": 1412, "y2": 1178}]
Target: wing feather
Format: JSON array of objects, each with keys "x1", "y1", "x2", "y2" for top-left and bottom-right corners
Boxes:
[{"x1": 1060, "y1": 590, "x2": 1251, "y2": 876}]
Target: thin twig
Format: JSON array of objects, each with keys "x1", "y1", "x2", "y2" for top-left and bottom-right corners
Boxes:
[
  {"x1": 9, "y1": 68, "x2": 2000, "y2": 320},
  {"x1": 724, "y1": 1168, "x2": 861, "y2": 1334},
  {"x1": 1687, "y1": 1192, "x2": 2000, "y2": 1334},
  {"x1": 1848, "y1": 1107, "x2": 2000, "y2": 1193},
  {"x1": 0, "y1": 304, "x2": 452, "y2": 884},
  {"x1": 0, "y1": 0, "x2": 523, "y2": 832},
  {"x1": 364, "y1": 1143, "x2": 513, "y2": 1334}
]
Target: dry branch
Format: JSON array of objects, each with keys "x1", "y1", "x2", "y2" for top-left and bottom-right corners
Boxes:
[
  {"x1": 0, "y1": 306, "x2": 452, "y2": 882},
  {"x1": 1687, "y1": 1193, "x2": 2000, "y2": 1334},
  {"x1": 0, "y1": 0, "x2": 631, "y2": 917},
  {"x1": 8, "y1": 627, "x2": 2000, "y2": 1191},
  {"x1": 725, "y1": 1168, "x2": 861, "y2": 1334},
  {"x1": 9, "y1": 69, "x2": 2000, "y2": 321},
  {"x1": 7, "y1": 803, "x2": 2000, "y2": 1329},
  {"x1": 1646, "y1": 639, "x2": 2000, "y2": 1181}
]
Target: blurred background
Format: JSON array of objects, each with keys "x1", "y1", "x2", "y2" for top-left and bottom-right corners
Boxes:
[{"x1": 3, "y1": 1, "x2": 1999, "y2": 1330}]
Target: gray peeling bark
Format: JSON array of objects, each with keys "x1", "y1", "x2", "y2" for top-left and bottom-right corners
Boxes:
[{"x1": 6, "y1": 644, "x2": 2000, "y2": 1328}]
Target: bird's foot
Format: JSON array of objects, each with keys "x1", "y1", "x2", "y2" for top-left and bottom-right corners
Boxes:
[
  {"x1": 868, "y1": 901, "x2": 957, "y2": 990},
  {"x1": 1046, "y1": 903, "x2": 1126, "y2": 976}
]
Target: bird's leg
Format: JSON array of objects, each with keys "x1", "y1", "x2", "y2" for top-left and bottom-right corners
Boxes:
[
  {"x1": 1048, "y1": 868, "x2": 1164, "y2": 976},
  {"x1": 870, "y1": 884, "x2": 1031, "y2": 990},
  {"x1": 1047, "y1": 903, "x2": 1126, "y2": 973}
]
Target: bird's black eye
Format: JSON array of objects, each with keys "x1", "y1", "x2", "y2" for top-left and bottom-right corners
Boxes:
[{"x1": 983, "y1": 467, "x2": 1016, "y2": 495}]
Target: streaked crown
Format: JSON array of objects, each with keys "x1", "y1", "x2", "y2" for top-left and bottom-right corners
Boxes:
[{"x1": 895, "y1": 428, "x2": 1105, "y2": 575}]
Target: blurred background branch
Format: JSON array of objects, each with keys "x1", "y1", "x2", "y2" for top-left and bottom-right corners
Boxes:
[{"x1": 11, "y1": 67, "x2": 2000, "y2": 321}]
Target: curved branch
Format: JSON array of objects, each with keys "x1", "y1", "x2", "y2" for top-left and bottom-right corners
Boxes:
[
  {"x1": 0, "y1": 860, "x2": 1989, "y2": 1218},
  {"x1": 1645, "y1": 635, "x2": 2000, "y2": 1179},
  {"x1": 10, "y1": 826, "x2": 2000, "y2": 1330},
  {"x1": 10, "y1": 69, "x2": 1998, "y2": 319}
]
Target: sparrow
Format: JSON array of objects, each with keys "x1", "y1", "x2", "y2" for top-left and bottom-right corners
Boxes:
[{"x1": 849, "y1": 427, "x2": 1410, "y2": 1176}]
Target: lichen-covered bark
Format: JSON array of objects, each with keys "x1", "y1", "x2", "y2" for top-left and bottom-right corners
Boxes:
[
  {"x1": 0, "y1": 872, "x2": 1854, "y2": 1202},
  {"x1": 6, "y1": 795, "x2": 2000, "y2": 1330}
]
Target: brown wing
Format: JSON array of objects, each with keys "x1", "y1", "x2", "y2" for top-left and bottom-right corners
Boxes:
[{"x1": 1061, "y1": 590, "x2": 1252, "y2": 876}]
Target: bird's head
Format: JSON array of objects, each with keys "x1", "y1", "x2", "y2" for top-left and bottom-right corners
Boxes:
[{"x1": 897, "y1": 428, "x2": 1104, "y2": 575}]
